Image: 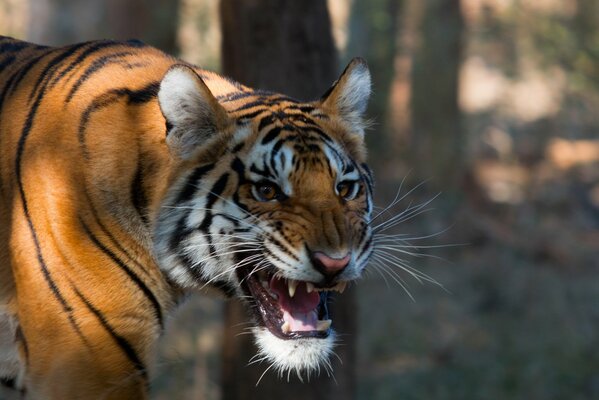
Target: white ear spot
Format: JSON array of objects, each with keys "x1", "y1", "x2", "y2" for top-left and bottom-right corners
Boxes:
[
  {"x1": 159, "y1": 67, "x2": 205, "y2": 125},
  {"x1": 321, "y1": 58, "x2": 371, "y2": 134},
  {"x1": 336, "y1": 60, "x2": 371, "y2": 117},
  {"x1": 158, "y1": 65, "x2": 230, "y2": 158}
]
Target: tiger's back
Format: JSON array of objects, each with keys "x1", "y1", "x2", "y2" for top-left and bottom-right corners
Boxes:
[
  {"x1": 0, "y1": 36, "x2": 374, "y2": 398},
  {"x1": 0, "y1": 37, "x2": 180, "y2": 398}
]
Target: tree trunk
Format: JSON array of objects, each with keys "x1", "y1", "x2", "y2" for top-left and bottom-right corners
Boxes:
[
  {"x1": 27, "y1": 0, "x2": 179, "y2": 53},
  {"x1": 219, "y1": 1, "x2": 356, "y2": 399},
  {"x1": 346, "y1": 0, "x2": 403, "y2": 159},
  {"x1": 410, "y1": 0, "x2": 464, "y2": 210}
]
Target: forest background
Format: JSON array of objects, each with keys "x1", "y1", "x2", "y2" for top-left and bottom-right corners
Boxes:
[{"x1": 1, "y1": 0, "x2": 598, "y2": 399}]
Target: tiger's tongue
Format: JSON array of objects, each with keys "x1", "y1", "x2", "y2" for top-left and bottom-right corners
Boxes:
[{"x1": 270, "y1": 277, "x2": 320, "y2": 331}]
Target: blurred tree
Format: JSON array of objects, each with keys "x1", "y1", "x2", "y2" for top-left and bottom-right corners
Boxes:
[
  {"x1": 219, "y1": 1, "x2": 356, "y2": 399},
  {"x1": 410, "y1": 0, "x2": 464, "y2": 212},
  {"x1": 27, "y1": 0, "x2": 179, "y2": 53},
  {"x1": 531, "y1": 0, "x2": 599, "y2": 92},
  {"x1": 220, "y1": 0, "x2": 337, "y2": 99},
  {"x1": 346, "y1": 0, "x2": 402, "y2": 159}
]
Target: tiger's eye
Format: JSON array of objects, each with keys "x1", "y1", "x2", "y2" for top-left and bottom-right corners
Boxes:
[
  {"x1": 337, "y1": 181, "x2": 358, "y2": 200},
  {"x1": 253, "y1": 181, "x2": 282, "y2": 202},
  {"x1": 258, "y1": 184, "x2": 276, "y2": 200},
  {"x1": 337, "y1": 182, "x2": 351, "y2": 198}
]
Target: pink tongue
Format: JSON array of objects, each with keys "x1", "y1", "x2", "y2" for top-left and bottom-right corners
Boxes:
[{"x1": 270, "y1": 277, "x2": 321, "y2": 332}]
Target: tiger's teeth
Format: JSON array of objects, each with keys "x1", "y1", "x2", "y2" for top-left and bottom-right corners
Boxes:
[
  {"x1": 335, "y1": 281, "x2": 347, "y2": 293},
  {"x1": 306, "y1": 282, "x2": 315, "y2": 293},
  {"x1": 261, "y1": 280, "x2": 269, "y2": 289},
  {"x1": 316, "y1": 319, "x2": 332, "y2": 331},
  {"x1": 281, "y1": 321, "x2": 291, "y2": 334},
  {"x1": 288, "y1": 280, "x2": 298, "y2": 298}
]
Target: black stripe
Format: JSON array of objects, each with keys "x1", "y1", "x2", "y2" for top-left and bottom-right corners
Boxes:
[
  {"x1": 131, "y1": 156, "x2": 149, "y2": 225},
  {"x1": 72, "y1": 286, "x2": 148, "y2": 381},
  {"x1": 257, "y1": 114, "x2": 275, "y2": 131},
  {"x1": 232, "y1": 142, "x2": 244, "y2": 153},
  {"x1": 230, "y1": 158, "x2": 250, "y2": 213},
  {"x1": 284, "y1": 104, "x2": 316, "y2": 113},
  {"x1": 217, "y1": 91, "x2": 253, "y2": 102},
  {"x1": 198, "y1": 173, "x2": 230, "y2": 233},
  {"x1": 235, "y1": 108, "x2": 267, "y2": 120},
  {"x1": 0, "y1": 39, "x2": 29, "y2": 54},
  {"x1": 261, "y1": 126, "x2": 283, "y2": 145},
  {"x1": 269, "y1": 235, "x2": 299, "y2": 261},
  {"x1": 0, "y1": 55, "x2": 15, "y2": 72},
  {"x1": 262, "y1": 244, "x2": 290, "y2": 267},
  {"x1": 86, "y1": 194, "x2": 156, "y2": 284},
  {"x1": 360, "y1": 163, "x2": 375, "y2": 194},
  {"x1": 78, "y1": 91, "x2": 122, "y2": 158},
  {"x1": 308, "y1": 127, "x2": 334, "y2": 143},
  {"x1": 80, "y1": 218, "x2": 164, "y2": 328},
  {"x1": 357, "y1": 235, "x2": 373, "y2": 261},
  {"x1": 7, "y1": 49, "x2": 54, "y2": 96},
  {"x1": 271, "y1": 136, "x2": 287, "y2": 157},
  {"x1": 65, "y1": 50, "x2": 133, "y2": 103},
  {"x1": 48, "y1": 40, "x2": 126, "y2": 92},
  {"x1": 28, "y1": 42, "x2": 89, "y2": 102},
  {"x1": 231, "y1": 99, "x2": 268, "y2": 112},
  {"x1": 0, "y1": 51, "x2": 51, "y2": 111},
  {"x1": 196, "y1": 173, "x2": 231, "y2": 263},
  {"x1": 46, "y1": 40, "x2": 143, "y2": 98},
  {"x1": 13, "y1": 44, "x2": 90, "y2": 346},
  {"x1": 78, "y1": 82, "x2": 159, "y2": 158},
  {"x1": 250, "y1": 164, "x2": 274, "y2": 179},
  {"x1": 174, "y1": 163, "x2": 215, "y2": 205},
  {"x1": 169, "y1": 213, "x2": 194, "y2": 252},
  {"x1": 231, "y1": 157, "x2": 246, "y2": 181},
  {"x1": 127, "y1": 81, "x2": 160, "y2": 104}
]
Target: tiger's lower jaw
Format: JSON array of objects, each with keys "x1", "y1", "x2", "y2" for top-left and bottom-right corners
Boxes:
[{"x1": 252, "y1": 327, "x2": 337, "y2": 377}]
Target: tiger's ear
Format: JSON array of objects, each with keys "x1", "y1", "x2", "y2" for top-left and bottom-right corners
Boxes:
[
  {"x1": 158, "y1": 65, "x2": 231, "y2": 159},
  {"x1": 320, "y1": 58, "x2": 371, "y2": 135}
]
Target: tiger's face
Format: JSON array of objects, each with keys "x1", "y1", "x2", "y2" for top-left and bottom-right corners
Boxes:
[{"x1": 154, "y1": 59, "x2": 373, "y2": 376}]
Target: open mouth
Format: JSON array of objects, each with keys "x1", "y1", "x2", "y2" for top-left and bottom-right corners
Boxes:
[{"x1": 238, "y1": 264, "x2": 347, "y2": 340}]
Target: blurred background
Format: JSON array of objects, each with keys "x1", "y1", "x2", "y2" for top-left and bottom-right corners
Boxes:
[{"x1": 1, "y1": 0, "x2": 598, "y2": 399}]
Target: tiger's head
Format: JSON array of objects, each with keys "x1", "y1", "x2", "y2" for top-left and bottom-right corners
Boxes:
[{"x1": 153, "y1": 59, "x2": 373, "y2": 377}]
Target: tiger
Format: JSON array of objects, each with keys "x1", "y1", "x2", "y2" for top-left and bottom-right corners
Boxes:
[{"x1": 0, "y1": 36, "x2": 374, "y2": 399}]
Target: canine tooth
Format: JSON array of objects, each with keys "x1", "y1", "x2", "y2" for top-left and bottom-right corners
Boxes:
[
  {"x1": 288, "y1": 280, "x2": 298, "y2": 298},
  {"x1": 281, "y1": 321, "x2": 291, "y2": 334},
  {"x1": 335, "y1": 281, "x2": 347, "y2": 293},
  {"x1": 261, "y1": 280, "x2": 269, "y2": 289},
  {"x1": 316, "y1": 319, "x2": 332, "y2": 331},
  {"x1": 306, "y1": 282, "x2": 315, "y2": 293}
]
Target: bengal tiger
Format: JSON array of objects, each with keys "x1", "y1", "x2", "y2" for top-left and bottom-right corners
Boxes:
[{"x1": 0, "y1": 36, "x2": 375, "y2": 399}]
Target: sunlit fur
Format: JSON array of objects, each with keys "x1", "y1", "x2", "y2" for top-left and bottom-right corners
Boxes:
[{"x1": 0, "y1": 36, "x2": 374, "y2": 398}]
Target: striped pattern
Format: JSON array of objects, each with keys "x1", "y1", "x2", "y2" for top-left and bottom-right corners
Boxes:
[{"x1": 0, "y1": 37, "x2": 373, "y2": 396}]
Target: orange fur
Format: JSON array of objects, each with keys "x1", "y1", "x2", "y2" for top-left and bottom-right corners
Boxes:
[{"x1": 0, "y1": 37, "x2": 373, "y2": 398}]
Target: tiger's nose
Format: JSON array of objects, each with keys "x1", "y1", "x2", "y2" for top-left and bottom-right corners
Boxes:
[{"x1": 311, "y1": 251, "x2": 351, "y2": 277}]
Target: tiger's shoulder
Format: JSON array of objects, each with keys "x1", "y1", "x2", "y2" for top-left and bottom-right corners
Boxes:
[{"x1": 0, "y1": 36, "x2": 249, "y2": 112}]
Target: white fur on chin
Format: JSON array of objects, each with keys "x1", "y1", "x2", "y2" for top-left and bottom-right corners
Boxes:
[{"x1": 252, "y1": 327, "x2": 337, "y2": 381}]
